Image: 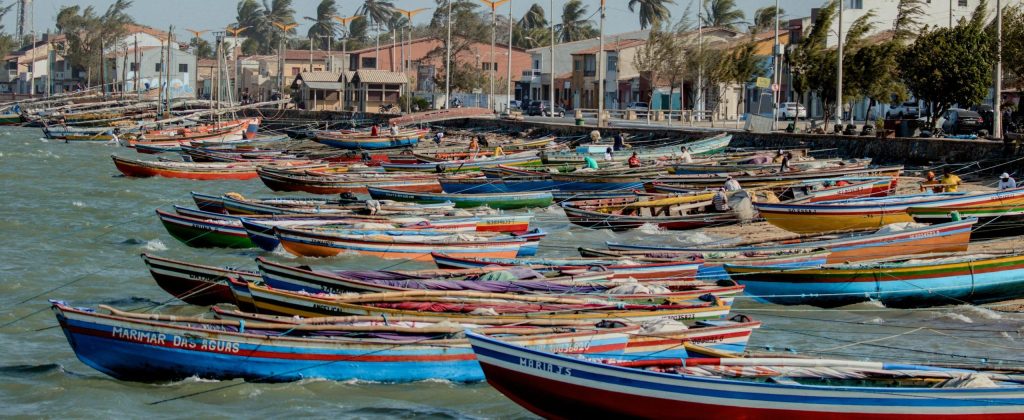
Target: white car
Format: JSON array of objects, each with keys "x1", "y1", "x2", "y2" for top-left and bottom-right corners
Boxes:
[
  {"x1": 626, "y1": 102, "x2": 649, "y2": 111},
  {"x1": 776, "y1": 102, "x2": 807, "y2": 120},
  {"x1": 886, "y1": 101, "x2": 921, "y2": 119}
]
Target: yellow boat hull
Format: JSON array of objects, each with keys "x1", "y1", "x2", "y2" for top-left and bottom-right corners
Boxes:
[{"x1": 759, "y1": 210, "x2": 915, "y2": 234}]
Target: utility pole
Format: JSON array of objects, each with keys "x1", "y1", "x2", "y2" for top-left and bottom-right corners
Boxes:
[
  {"x1": 994, "y1": 0, "x2": 1003, "y2": 139},
  {"x1": 445, "y1": 0, "x2": 452, "y2": 109},
  {"x1": 394, "y1": 8, "x2": 428, "y2": 112},
  {"x1": 836, "y1": 0, "x2": 844, "y2": 127},
  {"x1": 549, "y1": 0, "x2": 555, "y2": 117},
  {"x1": 696, "y1": 7, "x2": 703, "y2": 122},
  {"x1": 506, "y1": 0, "x2": 513, "y2": 112},
  {"x1": 949, "y1": 0, "x2": 954, "y2": 27},
  {"x1": 272, "y1": 22, "x2": 298, "y2": 107},
  {"x1": 597, "y1": 0, "x2": 606, "y2": 127},
  {"x1": 772, "y1": 0, "x2": 780, "y2": 131},
  {"x1": 480, "y1": 0, "x2": 509, "y2": 112}
]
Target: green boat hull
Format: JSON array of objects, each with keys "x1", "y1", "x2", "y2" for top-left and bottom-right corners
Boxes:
[{"x1": 160, "y1": 220, "x2": 255, "y2": 249}]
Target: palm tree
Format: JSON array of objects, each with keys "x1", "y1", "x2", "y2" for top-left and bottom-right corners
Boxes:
[
  {"x1": 559, "y1": 0, "x2": 598, "y2": 43},
  {"x1": 752, "y1": 6, "x2": 784, "y2": 32},
  {"x1": 305, "y1": 0, "x2": 338, "y2": 49},
  {"x1": 520, "y1": 3, "x2": 547, "y2": 29},
  {"x1": 628, "y1": 0, "x2": 675, "y2": 30},
  {"x1": 263, "y1": 0, "x2": 297, "y2": 49},
  {"x1": 358, "y1": 0, "x2": 396, "y2": 31},
  {"x1": 702, "y1": 0, "x2": 744, "y2": 30}
]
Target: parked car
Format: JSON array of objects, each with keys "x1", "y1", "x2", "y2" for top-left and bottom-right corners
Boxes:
[
  {"x1": 626, "y1": 102, "x2": 649, "y2": 111},
  {"x1": 886, "y1": 101, "x2": 920, "y2": 119},
  {"x1": 525, "y1": 101, "x2": 565, "y2": 117},
  {"x1": 775, "y1": 102, "x2": 807, "y2": 120},
  {"x1": 940, "y1": 108, "x2": 985, "y2": 135},
  {"x1": 972, "y1": 104, "x2": 995, "y2": 134}
]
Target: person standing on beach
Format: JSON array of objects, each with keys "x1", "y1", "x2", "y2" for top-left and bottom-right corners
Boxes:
[{"x1": 724, "y1": 176, "x2": 741, "y2": 191}]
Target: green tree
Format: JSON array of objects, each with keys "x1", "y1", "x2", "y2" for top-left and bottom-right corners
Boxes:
[
  {"x1": 789, "y1": 0, "x2": 837, "y2": 122},
  {"x1": 714, "y1": 37, "x2": 764, "y2": 118},
  {"x1": 558, "y1": 0, "x2": 597, "y2": 42},
  {"x1": 752, "y1": 6, "x2": 783, "y2": 33},
  {"x1": 900, "y1": 17, "x2": 994, "y2": 126},
  {"x1": 702, "y1": 0, "x2": 744, "y2": 30},
  {"x1": 56, "y1": 0, "x2": 134, "y2": 87},
  {"x1": 234, "y1": 0, "x2": 296, "y2": 55},
  {"x1": 189, "y1": 37, "x2": 214, "y2": 59},
  {"x1": 628, "y1": 0, "x2": 675, "y2": 30},
  {"x1": 305, "y1": 0, "x2": 338, "y2": 49},
  {"x1": 521, "y1": 3, "x2": 547, "y2": 29},
  {"x1": 634, "y1": 23, "x2": 687, "y2": 109},
  {"x1": 0, "y1": 2, "x2": 17, "y2": 59},
  {"x1": 892, "y1": 0, "x2": 926, "y2": 41},
  {"x1": 1002, "y1": 5, "x2": 1024, "y2": 90}
]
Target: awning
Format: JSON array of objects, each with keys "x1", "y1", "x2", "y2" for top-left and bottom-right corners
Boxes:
[{"x1": 303, "y1": 81, "x2": 344, "y2": 90}]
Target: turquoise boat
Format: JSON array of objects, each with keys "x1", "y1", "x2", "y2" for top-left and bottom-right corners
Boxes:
[
  {"x1": 367, "y1": 186, "x2": 554, "y2": 209},
  {"x1": 541, "y1": 133, "x2": 732, "y2": 164}
]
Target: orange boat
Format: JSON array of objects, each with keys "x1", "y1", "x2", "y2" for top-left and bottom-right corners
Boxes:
[{"x1": 126, "y1": 118, "x2": 260, "y2": 148}]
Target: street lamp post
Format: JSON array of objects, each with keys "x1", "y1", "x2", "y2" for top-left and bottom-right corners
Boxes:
[
  {"x1": 479, "y1": 0, "x2": 510, "y2": 112},
  {"x1": 445, "y1": 0, "x2": 453, "y2": 109},
  {"x1": 597, "y1": 0, "x2": 606, "y2": 127},
  {"x1": 394, "y1": 8, "x2": 429, "y2": 112},
  {"x1": 272, "y1": 21, "x2": 299, "y2": 108},
  {"x1": 332, "y1": 15, "x2": 362, "y2": 111},
  {"x1": 506, "y1": 0, "x2": 513, "y2": 112},
  {"x1": 994, "y1": 0, "x2": 1003, "y2": 139},
  {"x1": 836, "y1": 0, "x2": 844, "y2": 128},
  {"x1": 772, "y1": 0, "x2": 780, "y2": 131},
  {"x1": 549, "y1": 0, "x2": 555, "y2": 117}
]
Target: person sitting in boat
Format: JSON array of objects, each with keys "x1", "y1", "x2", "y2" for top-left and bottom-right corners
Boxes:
[
  {"x1": 604, "y1": 147, "x2": 613, "y2": 162},
  {"x1": 941, "y1": 167, "x2": 961, "y2": 192},
  {"x1": 999, "y1": 173, "x2": 1017, "y2": 190},
  {"x1": 389, "y1": 123, "x2": 399, "y2": 136},
  {"x1": 779, "y1": 152, "x2": 793, "y2": 172},
  {"x1": 434, "y1": 164, "x2": 446, "y2": 174},
  {"x1": 678, "y1": 146, "x2": 693, "y2": 163},
  {"x1": 468, "y1": 137, "x2": 480, "y2": 160},
  {"x1": 724, "y1": 176, "x2": 742, "y2": 191},
  {"x1": 584, "y1": 155, "x2": 600, "y2": 170},
  {"x1": 493, "y1": 145, "x2": 504, "y2": 157},
  {"x1": 772, "y1": 149, "x2": 786, "y2": 163},
  {"x1": 713, "y1": 188, "x2": 731, "y2": 211},
  {"x1": 371, "y1": 125, "x2": 380, "y2": 136},
  {"x1": 477, "y1": 134, "x2": 489, "y2": 147},
  {"x1": 433, "y1": 131, "x2": 444, "y2": 145},
  {"x1": 590, "y1": 130, "x2": 601, "y2": 142},
  {"x1": 627, "y1": 152, "x2": 641, "y2": 168},
  {"x1": 919, "y1": 171, "x2": 942, "y2": 193},
  {"x1": 613, "y1": 133, "x2": 627, "y2": 151}
]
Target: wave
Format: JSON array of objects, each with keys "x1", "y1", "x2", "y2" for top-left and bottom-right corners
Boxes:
[{"x1": 143, "y1": 239, "x2": 168, "y2": 252}]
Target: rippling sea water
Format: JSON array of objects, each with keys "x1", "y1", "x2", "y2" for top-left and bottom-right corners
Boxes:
[{"x1": 3, "y1": 126, "x2": 1024, "y2": 418}]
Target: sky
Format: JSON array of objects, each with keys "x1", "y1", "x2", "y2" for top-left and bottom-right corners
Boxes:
[{"x1": 19, "y1": 0, "x2": 828, "y2": 41}]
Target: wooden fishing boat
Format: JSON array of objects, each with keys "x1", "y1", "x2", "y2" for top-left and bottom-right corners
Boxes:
[
  {"x1": 256, "y1": 166, "x2": 443, "y2": 194},
  {"x1": 668, "y1": 157, "x2": 870, "y2": 175},
  {"x1": 466, "y1": 331, "x2": 1024, "y2": 419},
  {"x1": 908, "y1": 204, "x2": 1024, "y2": 239},
  {"x1": 255, "y1": 256, "x2": 625, "y2": 296},
  {"x1": 111, "y1": 155, "x2": 322, "y2": 180},
  {"x1": 233, "y1": 282, "x2": 733, "y2": 322},
  {"x1": 0, "y1": 112, "x2": 23, "y2": 125},
  {"x1": 603, "y1": 218, "x2": 976, "y2": 265},
  {"x1": 541, "y1": 133, "x2": 732, "y2": 164},
  {"x1": 381, "y1": 152, "x2": 542, "y2": 173},
  {"x1": 155, "y1": 209, "x2": 254, "y2": 248},
  {"x1": 429, "y1": 252, "x2": 702, "y2": 281},
  {"x1": 725, "y1": 252, "x2": 1024, "y2": 308},
  {"x1": 367, "y1": 186, "x2": 554, "y2": 209},
  {"x1": 241, "y1": 214, "x2": 534, "y2": 251},
  {"x1": 127, "y1": 117, "x2": 259, "y2": 145},
  {"x1": 196, "y1": 192, "x2": 463, "y2": 216},
  {"x1": 217, "y1": 307, "x2": 761, "y2": 357},
  {"x1": 52, "y1": 302, "x2": 637, "y2": 383},
  {"x1": 561, "y1": 193, "x2": 738, "y2": 231},
  {"x1": 578, "y1": 247, "x2": 833, "y2": 282},
  {"x1": 312, "y1": 128, "x2": 426, "y2": 150},
  {"x1": 407, "y1": 135, "x2": 557, "y2": 161},
  {"x1": 646, "y1": 165, "x2": 905, "y2": 191},
  {"x1": 140, "y1": 253, "x2": 259, "y2": 307},
  {"x1": 274, "y1": 226, "x2": 529, "y2": 261},
  {"x1": 756, "y1": 188, "x2": 1024, "y2": 234}
]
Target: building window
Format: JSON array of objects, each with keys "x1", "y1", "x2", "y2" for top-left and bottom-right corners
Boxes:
[
  {"x1": 482, "y1": 62, "x2": 498, "y2": 71},
  {"x1": 178, "y1": 63, "x2": 188, "y2": 72},
  {"x1": 958, "y1": 0, "x2": 967, "y2": 5},
  {"x1": 533, "y1": 59, "x2": 540, "y2": 69},
  {"x1": 608, "y1": 56, "x2": 617, "y2": 72},
  {"x1": 361, "y1": 57, "x2": 377, "y2": 69},
  {"x1": 573, "y1": 60, "x2": 581, "y2": 71},
  {"x1": 848, "y1": 0, "x2": 864, "y2": 9},
  {"x1": 583, "y1": 56, "x2": 596, "y2": 77},
  {"x1": 129, "y1": 62, "x2": 138, "y2": 71},
  {"x1": 155, "y1": 63, "x2": 162, "y2": 72},
  {"x1": 291, "y1": 67, "x2": 300, "y2": 76}
]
